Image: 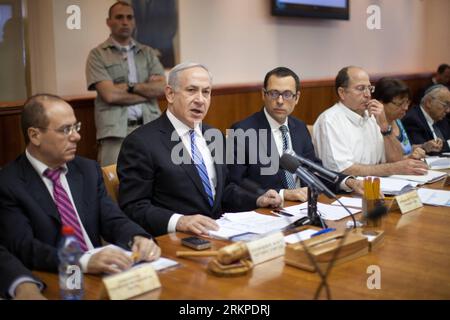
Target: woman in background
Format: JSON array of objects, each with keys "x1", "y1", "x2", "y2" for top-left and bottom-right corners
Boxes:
[{"x1": 374, "y1": 78, "x2": 427, "y2": 159}]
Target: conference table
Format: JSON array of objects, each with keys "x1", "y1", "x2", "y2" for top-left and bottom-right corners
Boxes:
[{"x1": 34, "y1": 178, "x2": 450, "y2": 300}]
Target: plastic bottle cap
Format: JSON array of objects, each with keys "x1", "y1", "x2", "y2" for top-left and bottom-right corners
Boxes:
[{"x1": 62, "y1": 225, "x2": 75, "y2": 235}]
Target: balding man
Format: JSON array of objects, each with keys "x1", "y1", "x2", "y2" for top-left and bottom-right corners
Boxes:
[
  {"x1": 403, "y1": 85, "x2": 450, "y2": 154},
  {"x1": 0, "y1": 94, "x2": 160, "y2": 275},
  {"x1": 312, "y1": 66, "x2": 428, "y2": 177}
]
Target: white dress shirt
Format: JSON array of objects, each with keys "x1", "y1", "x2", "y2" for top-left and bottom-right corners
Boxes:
[
  {"x1": 312, "y1": 102, "x2": 385, "y2": 173},
  {"x1": 25, "y1": 150, "x2": 94, "y2": 272},
  {"x1": 166, "y1": 110, "x2": 217, "y2": 233},
  {"x1": 263, "y1": 108, "x2": 298, "y2": 200}
]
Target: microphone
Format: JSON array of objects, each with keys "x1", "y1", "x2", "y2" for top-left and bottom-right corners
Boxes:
[
  {"x1": 280, "y1": 153, "x2": 357, "y2": 229},
  {"x1": 280, "y1": 153, "x2": 336, "y2": 199},
  {"x1": 285, "y1": 149, "x2": 339, "y2": 183}
]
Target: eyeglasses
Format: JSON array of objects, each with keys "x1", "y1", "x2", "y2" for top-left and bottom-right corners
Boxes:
[
  {"x1": 347, "y1": 85, "x2": 375, "y2": 94},
  {"x1": 391, "y1": 99, "x2": 410, "y2": 108},
  {"x1": 38, "y1": 122, "x2": 82, "y2": 136},
  {"x1": 431, "y1": 97, "x2": 450, "y2": 109},
  {"x1": 264, "y1": 90, "x2": 297, "y2": 100}
]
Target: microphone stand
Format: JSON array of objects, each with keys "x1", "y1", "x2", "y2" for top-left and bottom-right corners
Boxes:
[{"x1": 307, "y1": 187, "x2": 327, "y2": 228}]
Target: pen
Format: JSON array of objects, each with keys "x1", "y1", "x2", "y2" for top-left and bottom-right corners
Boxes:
[
  {"x1": 272, "y1": 209, "x2": 294, "y2": 217},
  {"x1": 311, "y1": 228, "x2": 336, "y2": 237}
]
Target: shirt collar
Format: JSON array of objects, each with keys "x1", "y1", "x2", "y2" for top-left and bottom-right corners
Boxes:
[
  {"x1": 166, "y1": 110, "x2": 202, "y2": 138},
  {"x1": 263, "y1": 107, "x2": 289, "y2": 131},
  {"x1": 337, "y1": 101, "x2": 371, "y2": 126},
  {"x1": 420, "y1": 105, "x2": 435, "y2": 126},
  {"x1": 25, "y1": 149, "x2": 68, "y2": 177},
  {"x1": 104, "y1": 37, "x2": 138, "y2": 52}
]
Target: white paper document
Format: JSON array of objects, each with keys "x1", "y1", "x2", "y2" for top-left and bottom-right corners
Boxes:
[
  {"x1": 390, "y1": 170, "x2": 447, "y2": 184},
  {"x1": 417, "y1": 188, "x2": 450, "y2": 206},
  {"x1": 331, "y1": 197, "x2": 363, "y2": 208},
  {"x1": 357, "y1": 176, "x2": 418, "y2": 195},
  {"x1": 208, "y1": 211, "x2": 299, "y2": 240},
  {"x1": 283, "y1": 202, "x2": 360, "y2": 221},
  {"x1": 284, "y1": 229, "x2": 317, "y2": 244},
  {"x1": 425, "y1": 157, "x2": 450, "y2": 170},
  {"x1": 87, "y1": 244, "x2": 179, "y2": 271}
]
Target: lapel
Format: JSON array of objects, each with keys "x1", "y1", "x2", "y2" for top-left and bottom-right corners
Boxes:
[
  {"x1": 416, "y1": 106, "x2": 434, "y2": 140},
  {"x1": 65, "y1": 161, "x2": 88, "y2": 227},
  {"x1": 159, "y1": 113, "x2": 212, "y2": 206},
  {"x1": 18, "y1": 154, "x2": 60, "y2": 223},
  {"x1": 256, "y1": 109, "x2": 285, "y2": 184}
]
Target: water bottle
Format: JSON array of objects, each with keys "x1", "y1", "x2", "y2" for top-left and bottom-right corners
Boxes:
[{"x1": 58, "y1": 225, "x2": 84, "y2": 300}]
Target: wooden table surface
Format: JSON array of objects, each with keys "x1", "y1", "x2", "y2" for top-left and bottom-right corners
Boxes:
[{"x1": 34, "y1": 178, "x2": 450, "y2": 300}]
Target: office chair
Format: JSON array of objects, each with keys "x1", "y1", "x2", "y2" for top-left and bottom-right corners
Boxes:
[{"x1": 101, "y1": 164, "x2": 119, "y2": 203}]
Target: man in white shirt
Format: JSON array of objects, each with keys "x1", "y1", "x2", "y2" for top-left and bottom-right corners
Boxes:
[
  {"x1": 118, "y1": 62, "x2": 282, "y2": 236},
  {"x1": 313, "y1": 66, "x2": 428, "y2": 176}
]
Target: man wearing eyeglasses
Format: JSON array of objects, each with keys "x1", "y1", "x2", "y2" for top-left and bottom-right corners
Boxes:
[
  {"x1": 0, "y1": 94, "x2": 161, "y2": 276},
  {"x1": 228, "y1": 67, "x2": 364, "y2": 203},
  {"x1": 312, "y1": 66, "x2": 428, "y2": 176},
  {"x1": 402, "y1": 84, "x2": 450, "y2": 154}
]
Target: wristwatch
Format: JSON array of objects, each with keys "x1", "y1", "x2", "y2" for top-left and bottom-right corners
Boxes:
[
  {"x1": 381, "y1": 125, "x2": 393, "y2": 136},
  {"x1": 127, "y1": 82, "x2": 135, "y2": 94}
]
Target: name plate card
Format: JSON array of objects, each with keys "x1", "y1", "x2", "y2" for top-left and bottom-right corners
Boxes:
[
  {"x1": 246, "y1": 232, "x2": 285, "y2": 265},
  {"x1": 102, "y1": 264, "x2": 161, "y2": 300},
  {"x1": 395, "y1": 190, "x2": 423, "y2": 214}
]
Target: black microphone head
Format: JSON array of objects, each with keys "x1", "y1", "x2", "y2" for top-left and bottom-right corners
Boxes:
[{"x1": 280, "y1": 153, "x2": 300, "y2": 173}]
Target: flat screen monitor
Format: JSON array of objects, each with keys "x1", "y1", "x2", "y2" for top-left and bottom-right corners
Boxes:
[{"x1": 271, "y1": 0, "x2": 350, "y2": 20}]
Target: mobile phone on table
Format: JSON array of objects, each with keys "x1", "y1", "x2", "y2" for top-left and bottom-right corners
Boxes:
[{"x1": 181, "y1": 236, "x2": 211, "y2": 250}]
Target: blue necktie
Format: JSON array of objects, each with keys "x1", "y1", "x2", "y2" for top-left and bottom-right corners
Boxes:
[
  {"x1": 190, "y1": 130, "x2": 214, "y2": 207},
  {"x1": 279, "y1": 125, "x2": 296, "y2": 189}
]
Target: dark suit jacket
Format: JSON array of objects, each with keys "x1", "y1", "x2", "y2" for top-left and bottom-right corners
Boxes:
[
  {"x1": 402, "y1": 105, "x2": 450, "y2": 153},
  {"x1": 118, "y1": 112, "x2": 258, "y2": 237},
  {"x1": 0, "y1": 155, "x2": 151, "y2": 272},
  {"x1": 228, "y1": 109, "x2": 347, "y2": 193},
  {"x1": 0, "y1": 245, "x2": 41, "y2": 298}
]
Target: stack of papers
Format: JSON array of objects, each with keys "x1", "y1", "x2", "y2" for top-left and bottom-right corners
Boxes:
[
  {"x1": 282, "y1": 202, "x2": 360, "y2": 221},
  {"x1": 417, "y1": 188, "x2": 450, "y2": 206},
  {"x1": 377, "y1": 177, "x2": 419, "y2": 195},
  {"x1": 88, "y1": 244, "x2": 180, "y2": 271},
  {"x1": 209, "y1": 211, "x2": 299, "y2": 240},
  {"x1": 425, "y1": 157, "x2": 450, "y2": 170},
  {"x1": 331, "y1": 197, "x2": 363, "y2": 208},
  {"x1": 390, "y1": 170, "x2": 447, "y2": 184}
]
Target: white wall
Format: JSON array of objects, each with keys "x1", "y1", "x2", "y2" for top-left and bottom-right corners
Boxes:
[{"x1": 28, "y1": 0, "x2": 450, "y2": 96}]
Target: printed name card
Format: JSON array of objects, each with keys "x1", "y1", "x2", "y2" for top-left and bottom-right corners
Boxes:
[
  {"x1": 395, "y1": 190, "x2": 423, "y2": 214},
  {"x1": 246, "y1": 232, "x2": 285, "y2": 265},
  {"x1": 102, "y1": 264, "x2": 161, "y2": 300}
]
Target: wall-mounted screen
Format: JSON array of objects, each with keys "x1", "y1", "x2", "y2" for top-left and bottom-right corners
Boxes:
[{"x1": 271, "y1": 0, "x2": 350, "y2": 20}]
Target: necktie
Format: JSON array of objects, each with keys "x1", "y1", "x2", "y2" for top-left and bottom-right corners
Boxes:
[
  {"x1": 433, "y1": 123, "x2": 445, "y2": 140},
  {"x1": 190, "y1": 130, "x2": 214, "y2": 207},
  {"x1": 44, "y1": 168, "x2": 88, "y2": 251},
  {"x1": 279, "y1": 125, "x2": 296, "y2": 189}
]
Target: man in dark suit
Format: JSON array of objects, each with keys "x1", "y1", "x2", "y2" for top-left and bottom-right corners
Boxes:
[
  {"x1": 0, "y1": 94, "x2": 160, "y2": 274},
  {"x1": 0, "y1": 245, "x2": 45, "y2": 299},
  {"x1": 414, "y1": 64, "x2": 450, "y2": 105},
  {"x1": 118, "y1": 62, "x2": 281, "y2": 237},
  {"x1": 403, "y1": 85, "x2": 450, "y2": 154},
  {"x1": 228, "y1": 67, "x2": 363, "y2": 202}
]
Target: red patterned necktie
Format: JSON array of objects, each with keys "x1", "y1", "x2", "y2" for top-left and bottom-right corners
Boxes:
[{"x1": 44, "y1": 168, "x2": 88, "y2": 251}]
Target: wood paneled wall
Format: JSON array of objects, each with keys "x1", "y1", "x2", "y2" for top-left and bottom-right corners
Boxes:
[{"x1": 0, "y1": 73, "x2": 432, "y2": 167}]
